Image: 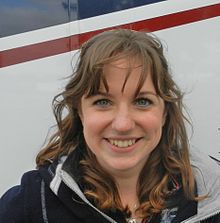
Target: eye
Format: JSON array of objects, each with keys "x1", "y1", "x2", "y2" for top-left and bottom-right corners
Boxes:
[
  {"x1": 93, "y1": 99, "x2": 111, "y2": 107},
  {"x1": 134, "y1": 98, "x2": 152, "y2": 107}
]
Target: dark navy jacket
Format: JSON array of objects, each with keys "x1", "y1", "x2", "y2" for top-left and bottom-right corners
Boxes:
[{"x1": 1, "y1": 148, "x2": 220, "y2": 223}]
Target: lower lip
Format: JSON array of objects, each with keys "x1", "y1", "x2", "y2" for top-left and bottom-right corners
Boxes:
[{"x1": 104, "y1": 139, "x2": 140, "y2": 153}]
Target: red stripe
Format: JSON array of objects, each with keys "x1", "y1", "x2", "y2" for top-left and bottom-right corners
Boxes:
[{"x1": 1, "y1": 4, "x2": 220, "y2": 68}]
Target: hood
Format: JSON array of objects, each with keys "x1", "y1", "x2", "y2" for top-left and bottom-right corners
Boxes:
[
  {"x1": 183, "y1": 148, "x2": 220, "y2": 222},
  {"x1": 39, "y1": 149, "x2": 118, "y2": 223}
]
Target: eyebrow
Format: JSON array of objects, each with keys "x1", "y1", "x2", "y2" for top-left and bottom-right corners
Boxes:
[
  {"x1": 85, "y1": 91, "x2": 158, "y2": 99},
  {"x1": 84, "y1": 91, "x2": 113, "y2": 99},
  {"x1": 137, "y1": 91, "x2": 158, "y2": 97}
]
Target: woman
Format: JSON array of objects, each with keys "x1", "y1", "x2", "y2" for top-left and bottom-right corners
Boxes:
[{"x1": 1, "y1": 29, "x2": 220, "y2": 223}]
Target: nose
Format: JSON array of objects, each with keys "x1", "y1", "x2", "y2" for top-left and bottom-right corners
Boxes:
[{"x1": 111, "y1": 104, "x2": 135, "y2": 133}]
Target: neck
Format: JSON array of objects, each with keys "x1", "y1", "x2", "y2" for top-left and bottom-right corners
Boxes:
[
  {"x1": 115, "y1": 175, "x2": 139, "y2": 217},
  {"x1": 116, "y1": 178, "x2": 142, "y2": 223},
  {"x1": 107, "y1": 167, "x2": 142, "y2": 218}
]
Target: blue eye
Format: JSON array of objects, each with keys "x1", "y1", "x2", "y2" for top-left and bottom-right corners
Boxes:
[
  {"x1": 135, "y1": 98, "x2": 151, "y2": 107},
  {"x1": 94, "y1": 99, "x2": 111, "y2": 107}
]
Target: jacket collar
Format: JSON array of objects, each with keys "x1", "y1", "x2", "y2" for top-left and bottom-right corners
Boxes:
[{"x1": 39, "y1": 150, "x2": 119, "y2": 223}]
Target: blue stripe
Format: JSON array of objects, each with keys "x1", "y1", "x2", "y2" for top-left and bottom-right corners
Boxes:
[
  {"x1": 0, "y1": 0, "x2": 165, "y2": 38},
  {"x1": 78, "y1": 0, "x2": 166, "y2": 20}
]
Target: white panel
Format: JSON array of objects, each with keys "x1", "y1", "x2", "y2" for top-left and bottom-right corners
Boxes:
[
  {"x1": 155, "y1": 16, "x2": 220, "y2": 159},
  {"x1": 0, "y1": 51, "x2": 78, "y2": 196}
]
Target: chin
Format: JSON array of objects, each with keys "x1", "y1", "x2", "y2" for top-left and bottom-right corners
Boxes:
[{"x1": 107, "y1": 161, "x2": 139, "y2": 172}]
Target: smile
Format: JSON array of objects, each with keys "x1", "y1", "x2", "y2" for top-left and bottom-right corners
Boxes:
[{"x1": 108, "y1": 139, "x2": 137, "y2": 148}]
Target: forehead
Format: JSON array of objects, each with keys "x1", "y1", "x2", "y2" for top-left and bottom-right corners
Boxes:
[
  {"x1": 101, "y1": 57, "x2": 155, "y2": 94},
  {"x1": 105, "y1": 56, "x2": 142, "y2": 69}
]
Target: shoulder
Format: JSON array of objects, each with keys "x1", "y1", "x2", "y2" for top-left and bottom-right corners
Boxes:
[
  {"x1": 189, "y1": 148, "x2": 220, "y2": 220},
  {"x1": 0, "y1": 170, "x2": 42, "y2": 223}
]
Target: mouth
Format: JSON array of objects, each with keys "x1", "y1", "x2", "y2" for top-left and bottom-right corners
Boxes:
[{"x1": 106, "y1": 138, "x2": 141, "y2": 148}]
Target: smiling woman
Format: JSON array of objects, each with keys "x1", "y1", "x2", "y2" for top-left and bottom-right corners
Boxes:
[
  {"x1": 80, "y1": 55, "x2": 165, "y2": 176},
  {"x1": 79, "y1": 57, "x2": 166, "y2": 177},
  {"x1": 1, "y1": 29, "x2": 220, "y2": 223}
]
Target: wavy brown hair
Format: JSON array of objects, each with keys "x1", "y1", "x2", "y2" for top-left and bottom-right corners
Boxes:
[{"x1": 36, "y1": 29, "x2": 195, "y2": 219}]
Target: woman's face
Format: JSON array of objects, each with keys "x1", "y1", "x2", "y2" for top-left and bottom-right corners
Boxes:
[{"x1": 79, "y1": 57, "x2": 166, "y2": 177}]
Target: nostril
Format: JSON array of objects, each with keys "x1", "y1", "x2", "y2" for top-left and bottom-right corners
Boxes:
[{"x1": 111, "y1": 116, "x2": 135, "y2": 132}]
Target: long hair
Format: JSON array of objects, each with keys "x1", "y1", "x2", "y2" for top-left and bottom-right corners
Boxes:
[{"x1": 36, "y1": 29, "x2": 195, "y2": 219}]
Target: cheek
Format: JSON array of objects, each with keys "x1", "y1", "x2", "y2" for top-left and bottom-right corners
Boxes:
[
  {"x1": 81, "y1": 115, "x2": 107, "y2": 155},
  {"x1": 140, "y1": 114, "x2": 164, "y2": 134},
  {"x1": 82, "y1": 117, "x2": 95, "y2": 134},
  {"x1": 144, "y1": 113, "x2": 164, "y2": 126},
  {"x1": 81, "y1": 114, "x2": 107, "y2": 139},
  {"x1": 81, "y1": 117, "x2": 97, "y2": 152}
]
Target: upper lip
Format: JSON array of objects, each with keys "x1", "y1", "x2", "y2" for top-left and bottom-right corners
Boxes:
[{"x1": 105, "y1": 137, "x2": 141, "y2": 141}]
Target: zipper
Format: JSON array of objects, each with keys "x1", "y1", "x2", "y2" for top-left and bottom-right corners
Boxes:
[
  {"x1": 182, "y1": 209, "x2": 220, "y2": 223},
  {"x1": 61, "y1": 170, "x2": 118, "y2": 223}
]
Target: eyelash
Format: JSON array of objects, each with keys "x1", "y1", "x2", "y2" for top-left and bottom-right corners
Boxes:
[
  {"x1": 93, "y1": 97, "x2": 152, "y2": 108},
  {"x1": 93, "y1": 99, "x2": 111, "y2": 107},
  {"x1": 134, "y1": 97, "x2": 152, "y2": 107}
]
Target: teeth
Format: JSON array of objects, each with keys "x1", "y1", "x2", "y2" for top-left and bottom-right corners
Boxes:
[{"x1": 109, "y1": 139, "x2": 136, "y2": 148}]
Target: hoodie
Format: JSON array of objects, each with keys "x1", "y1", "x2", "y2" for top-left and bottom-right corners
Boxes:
[{"x1": 0, "y1": 148, "x2": 220, "y2": 223}]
